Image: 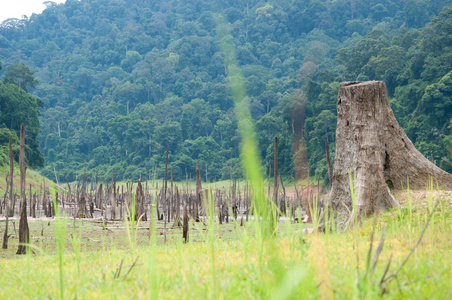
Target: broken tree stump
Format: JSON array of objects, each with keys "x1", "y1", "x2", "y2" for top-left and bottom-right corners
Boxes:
[{"x1": 327, "y1": 81, "x2": 452, "y2": 230}]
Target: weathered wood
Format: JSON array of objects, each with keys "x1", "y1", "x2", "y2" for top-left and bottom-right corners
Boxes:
[
  {"x1": 327, "y1": 81, "x2": 452, "y2": 230},
  {"x1": 120, "y1": 185, "x2": 123, "y2": 220},
  {"x1": 29, "y1": 184, "x2": 32, "y2": 217},
  {"x1": 183, "y1": 200, "x2": 189, "y2": 243},
  {"x1": 76, "y1": 167, "x2": 91, "y2": 218},
  {"x1": 2, "y1": 135, "x2": 13, "y2": 249},
  {"x1": 111, "y1": 176, "x2": 116, "y2": 220},
  {"x1": 169, "y1": 168, "x2": 173, "y2": 222},
  {"x1": 17, "y1": 124, "x2": 30, "y2": 254},
  {"x1": 196, "y1": 165, "x2": 202, "y2": 219},
  {"x1": 273, "y1": 137, "x2": 278, "y2": 204},
  {"x1": 326, "y1": 138, "x2": 332, "y2": 185},
  {"x1": 232, "y1": 180, "x2": 237, "y2": 220},
  {"x1": 164, "y1": 148, "x2": 168, "y2": 221},
  {"x1": 279, "y1": 175, "x2": 286, "y2": 215},
  {"x1": 135, "y1": 180, "x2": 146, "y2": 221},
  {"x1": 32, "y1": 193, "x2": 36, "y2": 218}
]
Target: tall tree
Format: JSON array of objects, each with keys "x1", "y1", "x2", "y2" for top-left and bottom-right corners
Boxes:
[{"x1": 3, "y1": 63, "x2": 38, "y2": 92}]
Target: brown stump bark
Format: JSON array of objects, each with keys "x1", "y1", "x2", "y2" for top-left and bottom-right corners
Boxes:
[
  {"x1": 327, "y1": 81, "x2": 452, "y2": 231},
  {"x1": 135, "y1": 180, "x2": 146, "y2": 221},
  {"x1": 111, "y1": 178, "x2": 116, "y2": 220},
  {"x1": 183, "y1": 201, "x2": 189, "y2": 243},
  {"x1": 273, "y1": 137, "x2": 278, "y2": 204},
  {"x1": 17, "y1": 124, "x2": 29, "y2": 255},
  {"x1": 196, "y1": 164, "x2": 202, "y2": 219}
]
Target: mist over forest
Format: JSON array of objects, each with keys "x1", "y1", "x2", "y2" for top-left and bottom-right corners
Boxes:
[{"x1": 0, "y1": 0, "x2": 451, "y2": 182}]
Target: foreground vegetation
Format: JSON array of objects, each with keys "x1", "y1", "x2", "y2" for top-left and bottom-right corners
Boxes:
[{"x1": 1, "y1": 189, "x2": 450, "y2": 299}]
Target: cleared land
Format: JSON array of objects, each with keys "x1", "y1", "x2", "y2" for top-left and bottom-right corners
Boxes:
[{"x1": 0, "y1": 188, "x2": 451, "y2": 299}]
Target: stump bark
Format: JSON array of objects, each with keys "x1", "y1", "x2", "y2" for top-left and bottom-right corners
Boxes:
[{"x1": 328, "y1": 81, "x2": 452, "y2": 230}]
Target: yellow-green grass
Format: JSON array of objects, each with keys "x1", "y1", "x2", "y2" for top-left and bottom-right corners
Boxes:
[
  {"x1": 0, "y1": 191, "x2": 450, "y2": 299},
  {"x1": 0, "y1": 164, "x2": 59, "y2": 198}
]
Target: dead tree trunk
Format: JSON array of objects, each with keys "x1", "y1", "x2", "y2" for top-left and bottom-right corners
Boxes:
[
  {"x1": 325, "y1": 138, "x2": 332, "y2": 185},
  {"x1": 273, "y1": 137, "x2": 278, "y2": 204},
  {"x1": 135, "y1": 180, "x2": 146, "y2": 221},
  {"x1": 32, "y1": 194, "x2": 36, "y2": 218},
  {"x1": 279, "y1": 175, "x2": 286, "y2": 215},
  {"x1": 173, "y1": 187, "x2": 181, "y2": 227},
  {"x1": 164, "y1": 148, "x2": 168, "y2": 221},
  {"x1": 29, "y1": 184, "x2": 32, "y2": 217},
  {"x1": 2, "y1": 136, "x2": 13, "y2": 249},
  {"x1": 17, "y1": 124, "x2": 30, "y2": 254},
  {"x1": 111, "y1": 176, "x2": 116, "y2": 220},
  {"x1": 169, "y1": 168, "x2": 173, "y2": 222},
  {"x1": 232, "y1": 180, "x2": 237, "y2": 220},
  {"x1": 327, "y1": 81, "x2": 452, "y2": 231},
  {"x1": 183, "y1": 200, "x2": 189, "y2": 243},
  {"x1": 97, "y1": 183, "x2": 103, "y2": 211},
  {"x1": 196, "y1": 164, "x2": 202, "y2": 220},
  {"x1": 7, "y1": 138, "x2": 14, "y2": 219},
  {"x1": 76, "y1": 169, "x2": 91, "y2": 218}
]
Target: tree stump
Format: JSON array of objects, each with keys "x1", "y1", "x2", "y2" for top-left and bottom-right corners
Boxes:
[{"x1": 327, "y1": 81, "x2": 452, "y2": 231}]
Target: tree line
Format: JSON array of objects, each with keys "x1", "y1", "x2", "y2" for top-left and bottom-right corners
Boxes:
[{"x1": 0, "y1": 0, "x2": 450, "y2": 183}]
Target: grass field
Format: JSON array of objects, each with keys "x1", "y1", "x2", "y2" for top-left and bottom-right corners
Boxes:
[{"x1": 0, "y1": 188, "x2": 450, "y2": 299}]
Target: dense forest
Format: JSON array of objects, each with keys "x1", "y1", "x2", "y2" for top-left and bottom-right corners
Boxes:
[{"x1": 0, "y1": 0, "x2": 450, "y2": 182}]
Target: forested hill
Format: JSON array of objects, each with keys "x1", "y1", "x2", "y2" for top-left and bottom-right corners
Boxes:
[{"x1": 0, "y1": 0, "x2": 450, "y2": 182}]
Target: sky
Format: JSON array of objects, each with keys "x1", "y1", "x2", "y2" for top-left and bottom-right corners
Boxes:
[{"x1": 0, "y1": 0, "x2": 66, "y2": 23}]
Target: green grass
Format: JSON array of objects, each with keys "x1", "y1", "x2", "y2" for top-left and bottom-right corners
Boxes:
[
  {"x1": 1, "y1": 10, "x2": 450, "y2": 299},
  {"x1": 0, "y1": 194, "x2": 450, "y2": 299}
]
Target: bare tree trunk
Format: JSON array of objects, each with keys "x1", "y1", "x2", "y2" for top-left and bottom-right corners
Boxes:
[
  {"x1": 120, "y1": 185, "x2": 123, "y2": 220},
  {"x1": 183, "y1": 200, "x2": 189, "y2": 243},
  {"x1": 164, "y1": 148, "x2": 168, "y2": 221},
  {"x1": 232, "y1": 180, "x2": 237, "y2": 220},
  {"x1": 32, "y1": 194, "x2": 36, "y2": 218},
  {"x1": 76, "y1": 168, "x2": 91, "y2": 218},
  {"x1": 279, "y1": 175, "x2": 286, "y2": 215},
  {"x1": 169, "y1": 168, "x2": 173, "y2": 222},
  {"x1": 97, "y1": 183, "x2": 103, "y2": 211},
  {"x1": 196, "y1": 164, "x2": 202, "y2": 219},
  {"x1": 173, "y1": 187, "x2": 181, "y2": 227},
  {"x1": 325, "y1": 138, "x2": 332, "y2": 185},
  {"x1": 17, "y1": 124, "x2": 29, "y2": 254},
  {"x1": 2, "y1": 136, "x2": 13, "y2": 249},
  {"x1": 306, "y1": 170, "x2": 312, "y2": 222},
  {"x1": 273, "y1": 137, "x2": 278, "y2": 204},
  {"x1": 136, "y1": 180, "x2": 146, "y2": 221},
  {"x1": 29, "y1": 184, "x2": 32, "y2": 217},
  {"x1": 111, "y1": 176, "x2": 116, "y2": 220},
  {"x1": 327, "y1": 81, "x2": 452, "y2": 231}
]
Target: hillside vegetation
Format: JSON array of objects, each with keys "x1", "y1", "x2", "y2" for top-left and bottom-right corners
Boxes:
[{"x1": 0, "y1": 0, "x2": 450, "y2": 183}]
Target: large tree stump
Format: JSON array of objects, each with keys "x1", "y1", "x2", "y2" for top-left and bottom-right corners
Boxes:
[{"x1": 328, "y1": 81, "x2": 452, "y2": 230}]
